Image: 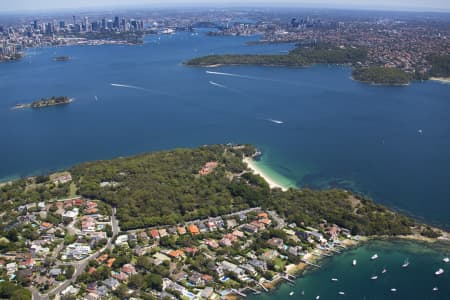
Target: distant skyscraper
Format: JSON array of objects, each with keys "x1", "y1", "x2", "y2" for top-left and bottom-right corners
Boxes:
[
  {"x1": 59, "y1": 20, "x2": 65, "y2": 30},
  {"x1": 101, "y1": 18, "x2": 106, "y2": 30},
  {"x1": 113, "y1": 16, "x2": 120, "y2": 29},
  {"x1": 73, "y1": 16, "x2": 76, "y2": 25},
  {"x1": 84, "y1": 17, "x2": 89, "y2": 32},
  {"x1": 121, "y1": 18, "x2": 126, "y2": 31},
  {"x1": 33, "y1": 20, "x2": 38, "y2": 30}
]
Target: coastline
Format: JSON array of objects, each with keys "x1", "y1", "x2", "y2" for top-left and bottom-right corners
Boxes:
[
  {"x1": 430, "y1": 77, "x2": 450, "y2": 84},
  {"x1": 243, "y1": 157, "x2": 292, "y2": 191}
]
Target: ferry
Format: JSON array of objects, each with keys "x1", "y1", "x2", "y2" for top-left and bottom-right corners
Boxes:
[
  {"x1": 371, "y1": 275, "x2": 378, "y2": 280},
  {"x1": 435, "y1": 268, "x2": 444, "y2": 276},
  {"x1": 390, "y1": 288, "x2": 397, "y2": 292},
  {"x1": 402, "y1": 258, "x2": 409, "y2": 268},
  {"x1": 371, "y1": 254, "x2": 378, "y2": 260},
  {"x1": 352, "y1": 259, "x2": 357, "y2": 266},
  {"x1": 443, "y1": 257, "x2": 449, "y2": 263}
]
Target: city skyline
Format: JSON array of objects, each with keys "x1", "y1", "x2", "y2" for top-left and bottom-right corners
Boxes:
[{"x1": 1, "y1": 0, "x2": 450, "y2": 13}]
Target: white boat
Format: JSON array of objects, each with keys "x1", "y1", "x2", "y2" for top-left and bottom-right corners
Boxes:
[
  {"x1": 352, "y1": 259, "x2": 357, "y2": 266},
  {"x1": 371, "y1": 275, "x2": 378, "y2": 280},
  {"x1": 443, "y1": 257, "x2": 449, "y2": 263},
  {"x1": 331, "y1": 278, "x2": 339, "y2": 282},
  {"x1": 435, "y1": 268, "x2": 444, "y2": 276},
  {"x1": 381, "y1": 268, "x2": 387, "y2": 274},
  {"x1": 417, "y1": 129, "x2": 423, "y2": 134},
  {"x1": 316, "y1": 296, "x2": 320, "y2": 300},
  {"x1": 432, "y1": 287, "x2": 439, "y2": 292},
  {"x1": 338, "y1": 291, "x2": 345, "y2": 295},
  {"x1": 402, "y1": 258, "x2": 409, "y2": 268},
  {"x1": 289, "y1": 291, "x2": 294, "y2": 296},
  {"x1": 371, "y1": 254, "x2": 378, "y2": 260},
  {"x1": 390, "y1": 288, "x2": 397, "y2": 292}
]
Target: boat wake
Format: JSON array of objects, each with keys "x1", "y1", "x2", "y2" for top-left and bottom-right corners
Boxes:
[
  {"x1": 209, "y1": 81, "x2": 227, "y2": 88},
  {"x1": 110, "y1": 83, "x2": 147, "y2": 91},
  {"x1": 268, "y1": 119, "x2": 284, "y2": 124}
]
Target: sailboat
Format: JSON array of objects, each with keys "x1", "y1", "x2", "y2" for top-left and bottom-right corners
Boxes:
[
  {"x1": 443, "y1": 257, "x2": 449, "y2": 263},
  {"x1": 289, "y1": 291, "x2": 294, "y2": 296},
  {"x1": 315, "y1": 296, "x2": 320, "y2": 300},
  {"x1": 402, "y1": 258, "x2": 409, "y2": 268},
  {"x1": 338, "y1": 291, "x2": 345, "y2": 295},
  {"x1": 381, "y1": 267, "x2": 387, "y2": 274}
]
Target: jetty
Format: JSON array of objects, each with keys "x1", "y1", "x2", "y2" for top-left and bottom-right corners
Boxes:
[
  {"x1": 302, "y1": 259, "x2": 320, "y2": 268},
  {"x1": 231, "y1": 289, "x2": 247, "y2": 297},
  {"x1": 257, "y1": 282, "x2": 269, "y2": 292}
]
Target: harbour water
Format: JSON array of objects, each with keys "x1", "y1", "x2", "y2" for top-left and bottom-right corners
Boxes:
[
  {"x1": 1, "y1": 30, "x2": 449, "y2": 299},
  {"x1": 248, "y1": 240, "x2": 450, "y2": 300}
]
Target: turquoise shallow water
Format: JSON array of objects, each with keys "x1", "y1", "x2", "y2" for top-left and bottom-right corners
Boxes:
[
  {"x1": 2, "y1": 32, "x2": 449, "y2": 229},
  {"x1": 248, "y1": 240, "x2": 450, "y2": 300}
]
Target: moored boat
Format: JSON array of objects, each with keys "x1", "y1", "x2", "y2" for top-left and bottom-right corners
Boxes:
[
  {"x1": 371, "y1": 254, "x2": 378, "y2": 260},
  {"x1": 435, "y1": 268, "x2": 444, "y2": 276}
]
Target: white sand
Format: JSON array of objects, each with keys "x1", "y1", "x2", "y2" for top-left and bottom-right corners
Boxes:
[
  {"x1": 430, "y1": 77, "x2": 450, "y2": 84},
  {"x1": 243, "y1": 157, "x2": 289, "y2": 191}
]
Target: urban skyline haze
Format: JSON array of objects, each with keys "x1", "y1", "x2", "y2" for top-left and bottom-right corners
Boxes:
[{"x1": 1, "y1": 0, "x2": 450, "y2": 13}]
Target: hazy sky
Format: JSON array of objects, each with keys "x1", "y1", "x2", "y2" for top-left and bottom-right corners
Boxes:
[{"x1": 1, "y1": 0, "x2": 450, "y2": 13}]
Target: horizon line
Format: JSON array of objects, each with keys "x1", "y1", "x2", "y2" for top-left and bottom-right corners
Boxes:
[{"x1": 1, "y1": 4, "x2": 450, "y2": 16}]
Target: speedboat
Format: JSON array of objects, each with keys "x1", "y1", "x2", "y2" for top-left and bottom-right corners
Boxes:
[
  {"x1": 331, "y1": 278, "x2": 339, "y2": 282},
  {"x1": 435, "y1": 268, "x2": 444, "y2": 276},
  {"x1": 371, "y1": 254, "x2": 378, "y2": 260},
  {"x1": 432, "y1": 287, "x2": 439, "y2": 292},
  {"x1": 352, "y1": 259, "x2": 357, "y2": 266},
  {"x1": 391, "y1": 288, "x2": 397, "y2": 292},
  {"x1": 402, "y1": 258, "x2": 409, "y2": 268},
  {"x1": 443, "y1": 257, "x2": 449, "y2": 263},
  {"x1": 371, "y1": 275, "x2": 378, "y2": 280},
  {"x1": 338, "y1": 291, "x2": 345, "y2": 295}
]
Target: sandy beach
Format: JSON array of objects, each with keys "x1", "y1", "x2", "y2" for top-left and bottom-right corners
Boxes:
[
  {"x1": 243, "y1": 157, "x2": 290, "y2": 191},
  {"x1": 430, "y1": 77, "x2": 450, "y2": 84}
]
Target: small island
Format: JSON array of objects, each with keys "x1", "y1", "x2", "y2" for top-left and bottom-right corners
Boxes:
[
  {"x1": 53, "y1": 56, "x2": 71, "y2": 61},
  {"x1": 13, "y1": 96, "x2": 73, "y2": 110}
]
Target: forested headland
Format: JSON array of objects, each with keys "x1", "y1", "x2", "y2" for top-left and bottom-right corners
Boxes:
[{"x1": 185, "y1": 44, "x2": 368, "y2": 67}]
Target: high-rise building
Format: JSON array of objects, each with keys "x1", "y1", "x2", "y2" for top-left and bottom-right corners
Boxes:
[
  {"x1": 101, "y1": 18, "x2": 106, "y2": 30},
  {"x1": 33, "y1": 20, "x2": 38, "y2": 30},
  {"x1": 84, "y1": 17, "x2": 89, "y2": 32},
  {"x1": 73, "y1": 16, "x2": 76, "y2": 26},
  {"x1": 113, "y1": 16, "x2": 120, "y2": 29},
  {"x1": 59, "y1": 20, "x2": 65, "y2": 30}
]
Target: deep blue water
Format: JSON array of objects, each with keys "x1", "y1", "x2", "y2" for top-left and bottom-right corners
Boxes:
[{"x1": 1, "y1": 31, "x2": 449, "y2": 230}]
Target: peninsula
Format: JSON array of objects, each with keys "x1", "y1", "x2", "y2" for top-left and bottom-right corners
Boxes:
[
  {"x1": 0, "y1": 144, "x2": 447, "y2": 300},
  {"x1": 13, "y1": 96, "x2": 73, "y2": 109},
  {"x1": 185, "y1": 44, "x2": 368, "y2": 68}
]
